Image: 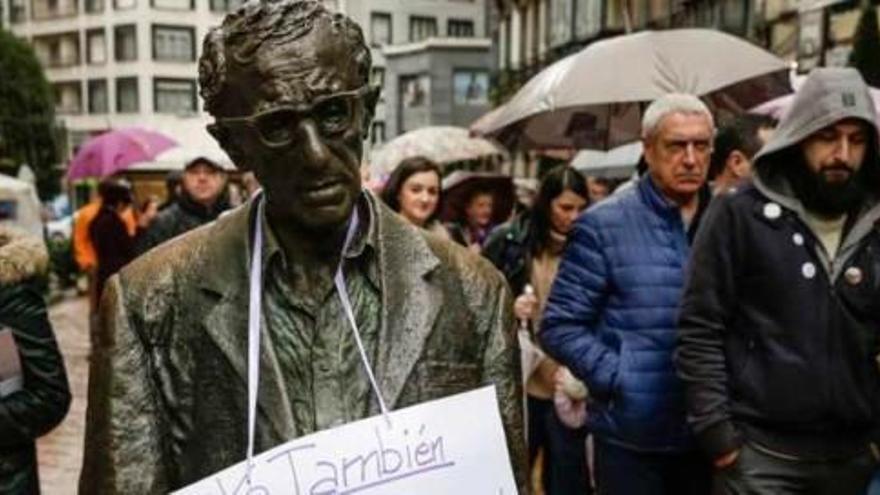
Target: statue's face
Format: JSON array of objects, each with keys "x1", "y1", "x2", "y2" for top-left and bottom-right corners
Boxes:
[{"x1": 212, "y1": 18, "x2": 376, "y2": 231}]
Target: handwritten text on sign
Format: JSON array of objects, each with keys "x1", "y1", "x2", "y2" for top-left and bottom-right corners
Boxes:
[{"x1": 173, "y1": 386, "x2": 518, "y2": 495}]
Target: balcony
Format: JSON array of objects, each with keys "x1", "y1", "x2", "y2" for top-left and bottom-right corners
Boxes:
[
  {"x1": 34, "y1": 33, "x2": 81, "y2": 69},
  {"x1": 31, "y1": 0, "x2": 78, "y2": 20},
  {"x1": 54, "y1": 82, "x2": 83, "y2": 115}
]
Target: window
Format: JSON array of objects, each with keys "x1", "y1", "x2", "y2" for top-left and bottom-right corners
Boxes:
[
  {"x1": 47, "y1": 39, "x2": 62, "y2": 66},
  {"x1": 409, "y1": 16, "x2": 437, "y2": 42},
  {"x1": 31, "y1": 0, "x2": 76, "y2": 19},
  {"x1": 151, "y1": 0, "x2": 192, "y2": 10},
  {"x1": 453, "y1": 70, "x2": 488, "y2": 105},
  {"x1": 85, "y1": 0, "x2": 103, "y2": 13},
  {"x1": 370, "y1": 12, "x2": 391, "y2": 46},
  {"x1": 86, "y1": 28, "x2": 106, "y2": 64},
  {"x1": 401, "y1": 74, "x2": 429, "y2": 108},
  {"x1": 370, "y1": 66, "x2": 385, "y2": 89},
  {"x1": 88, "y1": 79, "x2": 108, "y2": 114},
  {"x1": 447, "y1": 19, "x2": 474, "y2": 37},
  {"x1": 399, "y1": 74, "x2": 430, "y2": 133},
  {"x1": 114, "y1": 25, "x2": 137, "y2": 61},
  {"x1": 550, "y1": 0, "x2": 573, "y2": 47},
  {"x1": 154, "y1": 78, "x2": 196, "y2": 114},
  {"x1": 209, "y1": 0, "x2": 242, "y2": 12},
  {"x1": 38, "y1": 33, "x2": 79, "y2": 68},
  {"x1": 10, "y1": 0, "x2": 26, "y2": 22},
  {"x1": 114, "y1": 0, "x2": 135, "y2": 10},
  {"x1": 371, "y1": 121, "x2": 386, "y2": 146},
  {"x1": 152, "y1": 25, "x2": 195, "y2": 62},
  {"x1": 575, "y1": 0, "x2": 602, "y2": 39},
  {"x1": 721, "y1": 0, "x2": 747, "y2": 34},
  {"x1": 116, "y1": 77, "x2": 139, "y2": 113},
  {"x1": 53, "y1": 81, "x2": 82, "y2": 114}
]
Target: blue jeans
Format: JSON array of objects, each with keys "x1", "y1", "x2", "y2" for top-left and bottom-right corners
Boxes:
[{"x1": 594, "y1": 438, "x2": 711, "y2": 495}]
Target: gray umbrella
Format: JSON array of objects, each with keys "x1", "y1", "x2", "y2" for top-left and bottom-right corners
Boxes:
[
  {"x1": 572, "y1": 141, "x2": 643, "y2": 179},
  {"x1": 476, "y1": 29, "x2": 791, "y2": 150}
]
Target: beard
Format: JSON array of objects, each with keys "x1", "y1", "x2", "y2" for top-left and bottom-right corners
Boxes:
[{"x1": 789, "y1": 161, "x2": 871, "y2": 217}]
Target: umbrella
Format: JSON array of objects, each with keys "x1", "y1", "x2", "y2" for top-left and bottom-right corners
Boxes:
[
  {"x1": 371, "y1": 126, "x2": 507, "y2": 177},
  {"x1": 67, "y1": 127, "x2": 178, "y2": 180},
  {"x1": 469, "y1": 104, "x2": 508, "y2": 137},
  {"x1": 0, "y1": 174, "x2": 42, "y2": 237},
  {"x1": 477, "y1": 29, "x2": 791, "y2": 150},
  {"x1": 572, "y1": 141, "x2": 643, "y2": 178},
  {"x1": 751, "y1": 85, "x2": 880, "y2": 121},
  {"x1": 439, "y1": 171, "x2": 514, "y2": 225},
  {"x1": 127, "y1": 142, "x2": 235, "y2": 172}
]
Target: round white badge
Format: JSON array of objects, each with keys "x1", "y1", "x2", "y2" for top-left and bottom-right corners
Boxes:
[
  {"x1": 792, "y1": 233, "x2": 804, "y2": 246},
  {"x1": 763, "y1": 203, "x2": 782, "y2": 220},
  {"x1": 801, "y1": 262, "x2": 816, "y2": 279},
  {"x1": 845, "y1": 267, "x2": 864, "y2": 286}
]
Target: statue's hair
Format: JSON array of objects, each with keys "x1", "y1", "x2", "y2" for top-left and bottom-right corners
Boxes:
[{"x1": 199, "y1": 0, "x2": 371, "y2": 116}]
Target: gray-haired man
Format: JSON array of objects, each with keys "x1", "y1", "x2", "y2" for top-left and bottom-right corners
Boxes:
[{"x1": 540, "y1": 93, "x2": 714, "y2": 494}]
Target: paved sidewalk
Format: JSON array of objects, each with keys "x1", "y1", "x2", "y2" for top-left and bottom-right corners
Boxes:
[{"x1": 38, "y1": 296, "x2": 90, "y2": 495}]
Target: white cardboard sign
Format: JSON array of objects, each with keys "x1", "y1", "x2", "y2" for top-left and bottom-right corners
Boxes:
[{"x1": 174, "y1": 386, "x2": 518, "y2": 495}]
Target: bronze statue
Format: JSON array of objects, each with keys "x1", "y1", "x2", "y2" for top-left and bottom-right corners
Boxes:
[{"x1": 79, "y1": 1, "x2": 526, "y2": 492}]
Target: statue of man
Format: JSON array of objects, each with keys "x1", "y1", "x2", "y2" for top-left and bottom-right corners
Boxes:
[{"x1": 78, "y1": 1, "x2": 526, "y2": 492}]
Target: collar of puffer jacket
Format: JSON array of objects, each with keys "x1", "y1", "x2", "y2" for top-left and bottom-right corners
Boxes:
[{"x1": 0, "y1": 225, "x2": 48, "y2": 285}]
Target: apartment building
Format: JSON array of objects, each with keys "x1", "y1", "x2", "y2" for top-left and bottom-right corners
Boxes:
[
  {"x1": 491, "y1": 0, "x2": 757, "y2": 101},
  {"x1": 758, "y1": 0, "x2": 879, "y2": 71},
  {"x1": 0, "y1": 0, "x2": 340, "y2": 158},
  {"x1": 334, "y1": 0, "x2": 492, "y2": 147}
]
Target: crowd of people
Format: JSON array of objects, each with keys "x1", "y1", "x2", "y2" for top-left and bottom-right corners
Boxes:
[{"x1": 1, "y1": 1, "x2": 879, "y2": 494}]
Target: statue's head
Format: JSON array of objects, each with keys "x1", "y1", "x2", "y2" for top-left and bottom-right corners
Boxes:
[{"x1": 200, "y1": 0, "x2": 378, "y2": 231}]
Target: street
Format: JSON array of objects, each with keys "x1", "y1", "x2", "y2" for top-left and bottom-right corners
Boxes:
[{"x1": 38, "y1": 296, "x2": 89, "y2": 495}]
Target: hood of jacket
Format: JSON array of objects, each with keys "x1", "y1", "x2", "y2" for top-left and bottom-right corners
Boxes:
[
  {"x1": 0, "y1": 225, "x2": 48, "y2": 285},
  {"x1": 750, "y1": 68, "x2": 880, "y2": 276},
  {"x1": 753, "y1": 67, "x2": 880, "y2": 205}
]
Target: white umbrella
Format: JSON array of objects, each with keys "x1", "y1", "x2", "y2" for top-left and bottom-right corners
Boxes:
[
  {"x1": 479, "y1": 29, "x2": 791, "y2": 150},
  {"x1": 127, "y1": 142, "x2": 235, "y2": 172},
  {"x1": 572, "y1": 142, "x2": 643, "y2": 178},
  {"x1": 371, "y1": 126, "x2": 507, "y2": 177}
]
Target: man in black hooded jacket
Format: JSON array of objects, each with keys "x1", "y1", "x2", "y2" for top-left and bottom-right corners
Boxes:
[{"x1": 677, "y1": 67, "x2": 880, "y2": 494}]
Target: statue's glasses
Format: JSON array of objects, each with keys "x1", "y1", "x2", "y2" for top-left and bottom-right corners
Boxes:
[{"x1": 216, "y1": 85, "x2": 371, "y2": 148}]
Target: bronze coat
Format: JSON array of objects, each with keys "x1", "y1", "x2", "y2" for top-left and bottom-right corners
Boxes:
[{"x1": 79, "y1": 193, "x2": 527, "y2": 493}]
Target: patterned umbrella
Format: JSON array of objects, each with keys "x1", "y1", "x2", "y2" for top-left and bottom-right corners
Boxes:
[
  {"x1": 67, "y1": 127, "x2": 178, "y2": 180},
  {"x1": 371, "y1": 126, "x2": 507, "y2": 178}
]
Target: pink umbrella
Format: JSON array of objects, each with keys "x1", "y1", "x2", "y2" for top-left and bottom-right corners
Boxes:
[
  {"x1": 67, "y1": 127, "x2": 178, "y2": 180},
  {"x1": 751, "y1": 86, "x2": 880, "y2": 121}
]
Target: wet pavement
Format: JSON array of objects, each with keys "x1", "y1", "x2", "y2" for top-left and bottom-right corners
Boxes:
[{"x1": 38, "y1": 295, "x2": 89, "y2": 495}]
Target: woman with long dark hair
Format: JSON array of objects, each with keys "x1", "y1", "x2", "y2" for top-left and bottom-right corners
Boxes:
[
  {"x1": 484, "y1": 165, "x2": 592, "y2": 495},
  {"x1": 380, "y1": 157, "x2": 449, "y2": 238}
]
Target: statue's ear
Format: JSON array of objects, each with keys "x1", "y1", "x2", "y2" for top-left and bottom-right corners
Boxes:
[{"x1": 208, "y1": 123, "x2": 250, "y2": 172}]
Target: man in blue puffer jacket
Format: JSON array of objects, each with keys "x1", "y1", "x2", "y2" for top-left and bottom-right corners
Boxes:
[{"x1": 541, "y1": 93, "x2": 714, "y2": 495}]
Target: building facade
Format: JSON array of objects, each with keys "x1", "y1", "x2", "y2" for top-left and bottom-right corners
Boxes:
[
  {"x1": 332, "y1": 0, "x2": 491, "y2": 150},
  {"x1": 756, "y1": 0, "x2": 880, "y2": 71},
  {"x1": 0, "y1": 0, "x2": 340, "y2": 160},
  {"x1": 491, "y1": 0, "x2": 761, "y2": 104}
]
